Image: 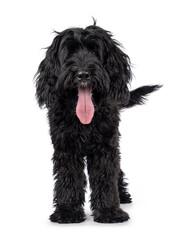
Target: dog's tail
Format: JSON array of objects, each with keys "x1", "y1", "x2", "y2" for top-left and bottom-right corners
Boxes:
[{"x1": 124, "y1": 85, "x2": 162, "y2": 108}]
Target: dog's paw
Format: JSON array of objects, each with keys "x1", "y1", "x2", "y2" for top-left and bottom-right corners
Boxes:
[
  {"x1": 93, "y1": 207, "x2": 129, "y2": 223},
  {"x1": 49, "y1": 207, "x2": 86, "y2": 223}
]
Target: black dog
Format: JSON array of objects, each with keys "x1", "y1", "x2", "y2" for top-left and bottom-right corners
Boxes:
[{"x1": 35, "y1": 22, "x2": 160, "y2": 223}]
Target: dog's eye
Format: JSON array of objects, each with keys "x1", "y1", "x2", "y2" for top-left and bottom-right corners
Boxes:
[{"x1": 92, "y1": 50, "x2": 100, "y2": 58}]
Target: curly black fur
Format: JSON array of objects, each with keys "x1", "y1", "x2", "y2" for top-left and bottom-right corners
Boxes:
[{"x1": 35, "y1": 22, "x2": 161, "y2": 223}]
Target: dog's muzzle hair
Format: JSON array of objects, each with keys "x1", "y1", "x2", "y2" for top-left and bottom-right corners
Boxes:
[{"x1": 58, "y1": 49, "x2": 110, "y2": 91}]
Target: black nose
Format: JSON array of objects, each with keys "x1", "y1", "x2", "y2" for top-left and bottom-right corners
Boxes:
[{"x1": 76, "y1": 71, "x2": 90, "y2": 80}]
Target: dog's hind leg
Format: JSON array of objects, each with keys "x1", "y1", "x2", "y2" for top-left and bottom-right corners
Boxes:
[{"x1": 118, "y1": 169, "x2": 132, "y2": 203}]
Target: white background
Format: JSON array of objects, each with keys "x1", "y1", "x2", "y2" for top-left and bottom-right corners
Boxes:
[{"x1": 0, "y1": 0, "x2": 180, "y2": 239}]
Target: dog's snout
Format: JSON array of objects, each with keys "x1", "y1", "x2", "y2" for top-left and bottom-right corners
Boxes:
[{"x1": 77, "y1": 71, "x2": 90, "y2": 80}]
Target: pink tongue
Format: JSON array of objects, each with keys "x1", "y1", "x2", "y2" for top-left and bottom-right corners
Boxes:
[{"x1": 76, "y1": 87, "x2": 95, "y2": 124}]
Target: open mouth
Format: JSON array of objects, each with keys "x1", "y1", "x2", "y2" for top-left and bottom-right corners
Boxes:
[{"x1": 76, "y1": 86, "x2": 95, "y2": 124}]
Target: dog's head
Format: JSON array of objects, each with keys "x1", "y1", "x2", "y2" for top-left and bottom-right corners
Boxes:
[{"x1": 35, "y1": 23, "x2": 132, "y2": 124}]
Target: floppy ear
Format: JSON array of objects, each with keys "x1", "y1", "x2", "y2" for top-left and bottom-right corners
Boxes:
[
  {"x1": 105, "y1": 44, "x2": 132, "y2": 105},
  {"x1": 35, "y1": 34, "x2": 61, "y2": 108}
]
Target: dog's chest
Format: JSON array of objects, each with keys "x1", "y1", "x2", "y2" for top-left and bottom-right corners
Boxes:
[{"x1": 76, "y1": 119, "x2": 118, "y2": 155}]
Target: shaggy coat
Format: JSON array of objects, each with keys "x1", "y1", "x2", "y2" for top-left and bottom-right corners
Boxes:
[{"x1": 35, "y1": 22, "x2": 160, "y2": 223}]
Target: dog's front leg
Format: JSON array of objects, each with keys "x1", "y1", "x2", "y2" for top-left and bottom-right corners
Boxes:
[
  {"x1": 87, "y1": 148, "x2": 129, "y2": 223},
  {"x1": 49, "y1": 150, "x2": 86, "y2": 223}
]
